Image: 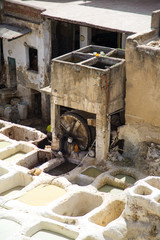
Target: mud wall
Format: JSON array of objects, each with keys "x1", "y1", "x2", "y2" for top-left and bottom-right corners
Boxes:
[
  {"x1": 51, "y1": 59, "x2": 125, "y2": 115},
  {"x1": 125, "y1": 30, "x2": 160, "y2": 128}
]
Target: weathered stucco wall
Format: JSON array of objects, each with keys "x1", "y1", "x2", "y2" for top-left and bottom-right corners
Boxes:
[
  {"x1": 125, "y1": 29, "x2": 160, "y2": 128},
  {"x1": 1, "y1": 1, "x2": 51, "y2": 120},
  {"x1": 2, "y1": 16, "x2": 51, "y2": 91},
  {"x1": 51, "y1": 57, "x2": 125, "y2": 115}
]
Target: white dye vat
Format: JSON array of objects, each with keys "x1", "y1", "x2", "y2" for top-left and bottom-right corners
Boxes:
[
  {"x1": 0, "y1": 186, "x2": 23, "y2": 197},
  {"x1": 18, "y1": 184, "x2": 66, "y2": 206},
  {"x1": 3, "y1": 152, "x2": 26, "y2": 162},
  {"x1": 0, "y1": 143, "x2": 35, "y2": 163},
  {"x1": 0, "y1": 167, "x2": 8, "y2": 176},
  {"x1": 31, "y1": 230, "x2": 73, "y2": 240},
  {"x1": 98, "y1": 185, "x2": 123, "y2": 194},
  {"x1": 0, "y1": 140, "x2": 12, "y2": 149},
  {"x1": 0, "y1": 219, "x2": 21, "y2": 239},
  {"x1": 53, "y1": 192, "x2": 103, "y2": 217}
]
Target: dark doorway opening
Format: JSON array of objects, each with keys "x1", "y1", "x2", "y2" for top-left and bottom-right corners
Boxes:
[
  {"x1": 91, "y1": 28, "x2": 119, "y2": 48},
  {"x1": 51, "y1": 21, "x2": 80, "y2": 58},
  {"x1": 31, "y1": 89, "x2": 42, "y2": 117},
  {"x1": 0, "y1": 39, "x2": 6, "y2": 88},
  {"x1": 8, "y1": 57, "x2": 17, "y2": 88},
  {"x1": 29, "y1": 47, "x2": 38, "y2": 72},
  {"x1": 0, "y1": 39, "x2": 4, "y2": 67}
]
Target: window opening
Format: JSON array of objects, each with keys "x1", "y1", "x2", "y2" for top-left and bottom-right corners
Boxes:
[{"x1": 29, "y1": 47, "x2": 38, "y2": 72}]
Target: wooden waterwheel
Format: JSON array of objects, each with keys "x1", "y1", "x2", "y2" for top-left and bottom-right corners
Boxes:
[{"x1": 60, "y1": 111, "x2": 91, "y2": 151}]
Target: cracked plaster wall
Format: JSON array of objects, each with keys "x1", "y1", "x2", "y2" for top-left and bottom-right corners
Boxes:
[
  {"x1": 2, "y1": 16, "x2": 51, "y2": 91},
  {"x1": 125, "y1": 29, "x2": 160, "y2": 128}
]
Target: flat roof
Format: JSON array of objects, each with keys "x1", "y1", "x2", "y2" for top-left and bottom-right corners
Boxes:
[
  {"x1": 11, "y1": 0, "x2": 160, "y2": 33},
  {"x1": 0, "y1": 24, "x2": 31, "y2": 40}
]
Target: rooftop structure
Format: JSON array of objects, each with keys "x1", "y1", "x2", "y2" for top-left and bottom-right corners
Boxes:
[
  {"x1": 49, "y1": 45, "x2": 125, "y2": 161},
  {"x1": 13, "y1": 0, "x2": 160, "y2": 33}
]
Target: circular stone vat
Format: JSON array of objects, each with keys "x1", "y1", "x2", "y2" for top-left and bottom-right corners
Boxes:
[
  {"x1": 115, "y1": 174, "x2": 136, "y2": 184},
  {"x1": 53, "y1": 192, "x2": 103, "y2": 217},
  {"x1": 0, "y1": 140, "x2": 12, "y2": 149},
  {"x1": 0, "y1": 219, "x2": 21, "y2": 239},
  {"x1": 90, "y1": 200, "x2": 125, "y2": 227},
  {"x1": 31, "y1": 230, "x2": 73, "y2": 240},
  {"x1": 81, "y1": 167, "x2": 103, "y2": 178},
  {"x1": 146, "y1": 178, "x2": 160, "y2": 190},
  {"x1": 98, "y1": 185, "x2": 123, "y2": 194},
  {"x1": 134, "y1": 185, "x2": 152, "y2": 196},
  {"x1": 18, "y1": 184, "x2": 66, "y2": 206}
]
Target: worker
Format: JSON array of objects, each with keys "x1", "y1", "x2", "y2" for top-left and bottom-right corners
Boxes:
[
  {"x1": 46, "y1": 124, "x2": 52, "y2": 142},
  {"x1": 46, "y1": 124, "x2": 51, "y2": 133}
]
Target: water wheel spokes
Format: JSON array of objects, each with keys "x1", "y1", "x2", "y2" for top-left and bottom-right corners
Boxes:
[{"x1": 60, "y1": 112, "x2": 91, "y2": 150}]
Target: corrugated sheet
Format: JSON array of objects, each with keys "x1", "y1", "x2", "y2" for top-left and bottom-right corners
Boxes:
[{"x1": 0, "y1": 24, "x2": 31, "y2": 40}]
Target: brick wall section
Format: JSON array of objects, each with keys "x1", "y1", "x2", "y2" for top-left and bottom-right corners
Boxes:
[{"x1": 4, "y1": 0, "x2": 46, "y2": 23}]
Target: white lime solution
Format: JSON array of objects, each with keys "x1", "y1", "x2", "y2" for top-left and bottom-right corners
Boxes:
[
  {"x1": 31, "y1": 230, "x2": 73, "y2": 240},
  {"x1": 0, "y1": 219, "x2": 21, "y2": 239},
  {"x1": 0, "y1": 140, "x2": 12, "y2": 149},
  {"x1": 0, "y1": 186, "x2": 23, "y2": 197},
  {"x1": 3, "y1": 152, "x2": 26, "y2": 162}
]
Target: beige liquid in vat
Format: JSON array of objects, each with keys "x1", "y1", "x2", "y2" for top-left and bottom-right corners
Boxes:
[{"x1": 18, "y1": 184, "x2": 66, "y2": 206}]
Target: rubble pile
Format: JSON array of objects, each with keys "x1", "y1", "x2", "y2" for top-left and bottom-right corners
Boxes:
[
  {"x1": 132, "y1": 142, "x2": 160, "y2": 176},
  {"x1": 144, "y1": 143, "x2": 160, "y2": 176}
]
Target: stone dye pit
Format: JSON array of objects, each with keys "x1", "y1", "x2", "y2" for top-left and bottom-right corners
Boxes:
[
  {"x1": 0, "y1": 120, "x2": 160, "y2": 239},
  {"x1": 0, "y1": 219, "x2": 21, "y2": 240},
  {"x1": 98, "y1": 185, "x2": 124, "y2": 194},
  {"x1": 31, "y1": 230, "x2": 73, "y2": 240},
  {"x1": 81, "y1": 166, "x2": 103, "y2": 178},
  {"x1": 0, "y1": 140, "x2": 12, "y2": 149},
  {"x1": 0, "y1": 142, "x2": 36, "y2": 164},
  {"x1": 18, "y1": 184, "x2": 66, "y2": 206},
  {"x1": 0, "y1": 121, "x2": 47, "y2": 147}
]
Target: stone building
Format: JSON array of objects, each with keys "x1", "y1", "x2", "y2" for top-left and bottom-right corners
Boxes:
[
  {"x1": 49, "y1": 46, "x2": 125, "y2": 161},
  {"x1": 1, "y1": 0, "x2": 160, "y2": 159},
  {"x1": 119, "y1": 10, "x2": 160, "y2": 158},
  {"x1": 0, "y1": 0, "x2": 51, "y2": 122}
]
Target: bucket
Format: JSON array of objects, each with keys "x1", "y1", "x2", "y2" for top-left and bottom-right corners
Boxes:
[
  {"x1": 18, "y1": 102, "x2": 28, "y2": 120},
  {"x1": 4, "y1": 105, "x2": 11, "y2": 120}
]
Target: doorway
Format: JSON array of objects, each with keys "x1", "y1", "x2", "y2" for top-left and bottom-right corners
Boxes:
[
  {"x1": 8, "y1": 57, "x2": 17, "y2": 88},
  {"x1": 0, "y1": 39, "x2": 6, "y2": 87},
  {"x1": 31, "y1": 89, "x2": 42, "y2": 117},
  {"x1": 91, "y1": 28, "x2": 119, "y2": 48},
  {"x1": 51, "y1": 21, "x2": 80, "y2": 58}
]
